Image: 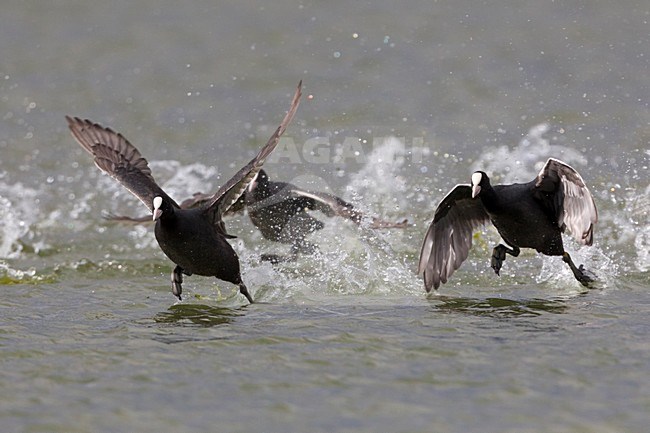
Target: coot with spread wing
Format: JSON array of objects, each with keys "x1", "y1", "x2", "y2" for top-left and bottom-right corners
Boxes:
[
  {"x1": 67, "y1": 81, "x2": 302, "y2": 302},
  {"x1": 418, "y1": 158, "x2": 598, "y2": 292}
]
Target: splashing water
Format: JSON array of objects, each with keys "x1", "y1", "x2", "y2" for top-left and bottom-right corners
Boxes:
[
  {"x1": 628, "y1": 184, "x2": 650, "y2": 272},
  {"x1": 150, "y1": 160, "x2": 219, "y2": 199},
  {"x1": 470, "y1": 123, "x2": 590, "y2": 183},
  {"x1": 346, "y1": 136, "x2": 410, "y2": 213},
  {"x1": 229, "y1": 137, "x2": 422, "y2": 301},
  {"x1": 0, "y1": 177, "x2": 40, "y2": 259}
]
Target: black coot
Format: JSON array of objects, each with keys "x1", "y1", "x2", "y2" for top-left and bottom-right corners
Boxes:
[
  {"x1": 67, "y1": 81, "x2": 302, "y2": 302},
  {"x1": 418, "y1": 158, "x2": 598, "y2": 292},
  {"x1": 244, "y1": 169, "x2": 409, "y2": 261}
]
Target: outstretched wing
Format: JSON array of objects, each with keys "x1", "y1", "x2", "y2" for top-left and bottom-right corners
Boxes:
[
  {"x1": 66, "y1": 116, "x2": 177, "y2": 213},
  {"x1": 418, "y1": 185, "x2": 490, "y2": 292},
  {"x1": 289, "y1": 189, "x2": 409, "y2": 228},
  {"x1": 203, "y1": 81, "x2": 302, "y2": 222},
  {"x1": 292, "y1": 189, "x2": 359, "y2": 218},
  {"x1": 102, "y1": 212, "x2": 151, "y2": 224},
  {"x1": 534, "y1": 158, "x2": 598, "y2": 245}
]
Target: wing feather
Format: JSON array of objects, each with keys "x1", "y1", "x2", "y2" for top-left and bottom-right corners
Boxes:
[
  {"x1": 203, "y1": 81, "x2": 302, "y2": 221},
  {"x1": 535, "y1": 158, "x2": 598, "y2": 245},
  {"x1": 290, "y1": 189, "x2": 409, "y2": 228},
  {"x1": 290, "y1": 189, "x2": 359, "y2": 219},
  {"x1": 66, "y1": 116, "x2": 176, "y2": 213},
  {"x1": 418, "y1": 185, "x2": 490, "y2": 292}
]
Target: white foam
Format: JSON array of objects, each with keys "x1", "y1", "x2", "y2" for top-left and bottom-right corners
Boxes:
[
  {"x1": 471, "y1": 123, "x2": 588, "y2": 183},
  {"x1": 535, "y1": 239, "x2": 617, "y2": 291},
  {"x1": 220, "y1": 138, "x2": 422, "y2": 301},
  {"x1": 0, "y1": 179, "x2": 39, "y2": 259},
  {"x1": 628, "y1": 184, "x2": 650, "y2": 272},
  {"x1": 151, "y1": 160, "x2": 218, "y2": 199},
  {"x1": 346, "y1": 136, "x2": 410, "y2": 214}
]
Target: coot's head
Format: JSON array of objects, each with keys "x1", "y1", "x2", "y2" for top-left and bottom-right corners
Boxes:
[
  {"x1": 470, "y1": 171, "x2": 490, "y2": 198},
  {"x1": 153, "y1": 196, "x2": 164, "y2": 221}
]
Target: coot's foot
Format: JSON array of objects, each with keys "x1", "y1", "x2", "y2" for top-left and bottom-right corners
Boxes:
[
  {"x1": 576, "y1": 265, "x2": 597, "y2": 286},
  {"x1": 172, "y1": 265, "x2": 184, "y2": 300},
  {"x1": 490, "y1": 244, "x2": 520, "y2": 276},
  {"x1": 562, "y1": 252, "x2": 596, "y2": 287},
  {"x1": 491, "y1": 245, "x2": 507, "y2": 275}
]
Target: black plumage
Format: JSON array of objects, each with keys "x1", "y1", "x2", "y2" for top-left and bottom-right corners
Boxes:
[
  {"x1": 418, "y1": 158, "x2": 598, "y2": 292},
  {"x1": 244, "y1": 169, "x2": 408, "y2": 260},
  {"x1": 67, "y1": 81, "x2": 302, "y2": 302}
]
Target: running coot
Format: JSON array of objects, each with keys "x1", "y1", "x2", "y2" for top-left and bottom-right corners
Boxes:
[
  {"x1": 67, "y1": 81, "x2": 302, "y2": 302},
  {"x1": 418, "y1": 158, "x2": 598, "y2": 292}
]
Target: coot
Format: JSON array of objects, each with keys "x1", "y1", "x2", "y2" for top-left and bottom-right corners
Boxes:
[
  {"x1": 67, "y1": 81, "x2": 302, "y2": 302},
  {"x1": 244, "y1": 169, "x2": 409, "y2": 260},
  {"x1": 418, "y1": 158, "x2": 598, "y2": 292}
]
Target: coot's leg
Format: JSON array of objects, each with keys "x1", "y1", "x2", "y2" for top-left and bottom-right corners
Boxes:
[
  {"x1": 171, "y1": 265, "x2": 184, "y2": 300},
  {"x1": 562, "y1": 252, "x2": 595, "y2": 286},
  {"x1": 239, "y1": 282, "x2": 254, "y2": 304},
  {"x1": 491, "y1": 244, "x2": 520, "y2": 275}
]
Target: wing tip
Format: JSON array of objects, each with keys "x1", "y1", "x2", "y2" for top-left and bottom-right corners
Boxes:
[
  {"x1": 65, "y1": 115, "x2": 93, "y2": 130},
  {"x1": 583, "y1": 224, "x2": 594, "y2": 246},
  {"x1": 422, "y1": 270, "x2": 441, "y2": 293}
]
